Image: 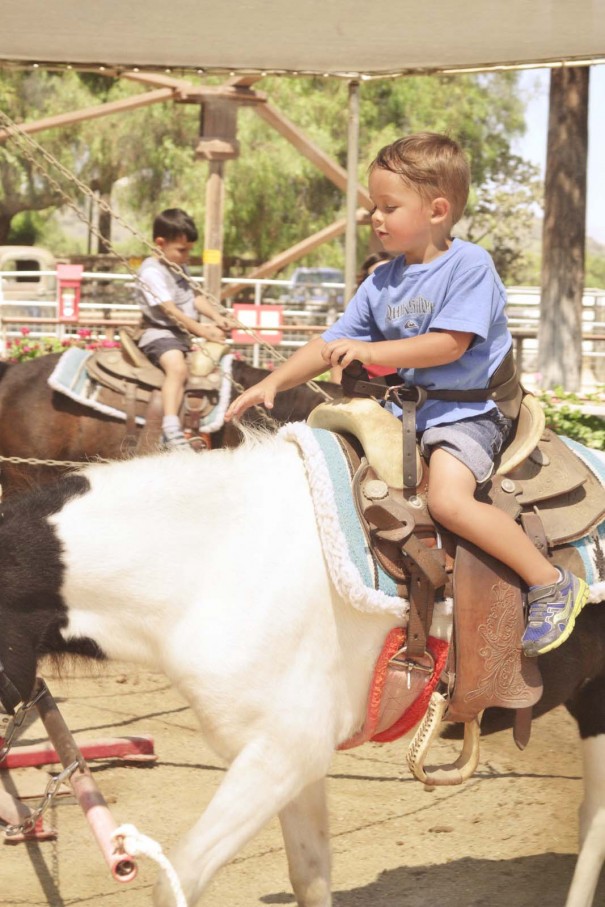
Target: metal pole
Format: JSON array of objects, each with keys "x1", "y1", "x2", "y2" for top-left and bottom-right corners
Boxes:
[
  {"x1": 344, "y1": 80, "x2": 360, "y2": 307},
  {"x1": 34, "y1": 680, "x2": 137, "y2": 883}
]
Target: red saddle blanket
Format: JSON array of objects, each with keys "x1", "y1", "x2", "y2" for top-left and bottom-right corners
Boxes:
[{"x1": 339, "y1": 629, "x2": 449, "y2": 750}]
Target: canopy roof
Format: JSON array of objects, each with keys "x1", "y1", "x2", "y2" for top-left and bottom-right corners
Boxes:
[{"x1": 2, "y1": 0, "x2": 605, "y2": 78}]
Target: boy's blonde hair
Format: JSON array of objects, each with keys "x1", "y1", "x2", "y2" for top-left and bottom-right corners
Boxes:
[{"x1": 370, "y1": 133, "x2": 470, "y2": 225}]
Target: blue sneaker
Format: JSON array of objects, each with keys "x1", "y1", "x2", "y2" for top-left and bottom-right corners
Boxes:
[
  {"x1": 161, "y1": 428, "x2": 191, "y2": 451},
  {"x1": 521, "y1": 567, "x2": 590, "y2": 657}
]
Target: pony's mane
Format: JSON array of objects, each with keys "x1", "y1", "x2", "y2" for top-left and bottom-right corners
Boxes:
[{"x1": 75, "y1": 423, "x2": 301, "y2": 500}]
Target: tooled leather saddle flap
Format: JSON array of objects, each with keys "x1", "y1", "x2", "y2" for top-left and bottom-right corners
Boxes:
[
  {"x1": 483, "y1": 429, "x2": 605, "y2": 545},
  {"x1": 86, "y1": 347, "x2": 225, "y2": 401},
  {"x1": 87, "y1": 348, "x2": 164, "y2": 392},
  {"x1": 446, "y1": 540, "x2": 543, "y2": 724}
]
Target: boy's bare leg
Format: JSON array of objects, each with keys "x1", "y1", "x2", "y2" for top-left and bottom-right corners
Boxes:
[
  {"x1": 426, "y1": 447, "x2": 558, "y2": 587},
  {"x1": 158, "y1": 349, "x2": 188, "y2": 418},
  {"x1": 427, "y1": 447, "x2": 590, "y2": 656}
]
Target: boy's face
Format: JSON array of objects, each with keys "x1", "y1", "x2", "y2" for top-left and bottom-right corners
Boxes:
[
  {"x1": 156, "y1": 235, "x2": 194, "y2": 267},
  {"x1": 369, "y1": 168, "x2": 444, "y2": 265}
]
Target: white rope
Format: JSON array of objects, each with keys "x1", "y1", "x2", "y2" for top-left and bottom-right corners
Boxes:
[{"x1": 111, "y1": 824, "x2": 187, "y2": 907}]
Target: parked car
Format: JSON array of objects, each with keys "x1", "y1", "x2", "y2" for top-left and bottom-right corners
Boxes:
[{"x1": 282, "y1": 267, "x2": 345, "y2": 312}]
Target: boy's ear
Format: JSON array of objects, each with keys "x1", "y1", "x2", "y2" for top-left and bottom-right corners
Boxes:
[
  {"x1": 155, "y1": 236, "x2": 166, "y2": 250},
  {"x1": 431, "y1": 197, "x2": 450, "y2": 222}
]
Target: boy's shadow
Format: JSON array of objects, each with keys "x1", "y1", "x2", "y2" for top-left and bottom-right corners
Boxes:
[{"x1": 262, "y1": 852, "x2": 605, "y2": 906}]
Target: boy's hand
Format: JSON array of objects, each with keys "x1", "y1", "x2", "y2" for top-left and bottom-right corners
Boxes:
[
  {"x1": 225, "y1": 377, "x2": 278, "y2": 422},
  {"x1": 213, "y1": 313, "x2": 237, "y2": 332},
  {"x1": 196, "y1": 323, "x2": 227, "y2": 342},
  {"x1": 322, "y1": 338, "x2": 372, "y2": 369}
]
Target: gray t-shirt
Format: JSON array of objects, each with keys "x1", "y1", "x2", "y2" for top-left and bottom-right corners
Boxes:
[{"x1": 136, "y1": 256, "x2": 207, "y2": 347}]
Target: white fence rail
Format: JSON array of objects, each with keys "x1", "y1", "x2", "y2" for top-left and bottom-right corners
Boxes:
[{"x1": 1, "y1": 269, "x2": 604, "y2": 388}]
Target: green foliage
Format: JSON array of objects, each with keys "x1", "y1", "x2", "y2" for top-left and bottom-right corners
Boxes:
[
  {"x1": 537, "y1": 387, "x2": 605, "y2": 450},
  {"x1": 3, "y1": 328, "x2": 119, "y2": 363},
  {"x1": 0, "y1": 69, "x2": 541, "y2": 278},
  {"x1": 586, "y1": 253, "x2": 605, "y2": 290}
]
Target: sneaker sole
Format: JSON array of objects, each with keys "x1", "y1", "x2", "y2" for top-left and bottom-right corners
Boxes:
[{"x1": 523, "y1": 580, "x2": 590, "y2": 657}]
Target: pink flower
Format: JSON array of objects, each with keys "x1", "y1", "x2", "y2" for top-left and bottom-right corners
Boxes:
[
  {"x1": 77, "y1": 328, "x2": 92, "y2": 339},
  {"x1": 20, "y1": 326, "x2": 31, "y2": 336}
]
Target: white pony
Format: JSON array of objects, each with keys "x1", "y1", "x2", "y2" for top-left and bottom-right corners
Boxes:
[{"x1": 0, "y1": 431, "x2": 604, "y2": 907}]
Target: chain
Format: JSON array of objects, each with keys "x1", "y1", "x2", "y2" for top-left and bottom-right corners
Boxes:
[
  {"x1": 3, "y1": 760, "x2": 80, "y2": 838},
  {"x1": 0, "y1": 453, "x2": 111, "y2": 469},
  {"x1": 0, "y1": 684, "x2": 49, "y2": 761},
  {"x1": 0, "y1": 107, "x2": 332, "y2": 401}
]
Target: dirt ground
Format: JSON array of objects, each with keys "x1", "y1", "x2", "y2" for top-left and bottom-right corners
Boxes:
[{"x1": 1, "y1": 662, "x2": 603, "y2": 907}]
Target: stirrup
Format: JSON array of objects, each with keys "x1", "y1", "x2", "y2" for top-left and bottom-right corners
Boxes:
[{"x1": 406, "y1": 691, "x2": 481, "y2": 787}]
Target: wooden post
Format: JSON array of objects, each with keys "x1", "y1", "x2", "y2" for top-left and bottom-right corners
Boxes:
[
  {"x1": 195, "y1": 100, "x2": 240, "y2": 302},
  {"x1": 203, "y1": 161, "x2": 226, "y2": 302},
  {"x1": 344, "y1": 80, "x2": 360, "y2": 307}
]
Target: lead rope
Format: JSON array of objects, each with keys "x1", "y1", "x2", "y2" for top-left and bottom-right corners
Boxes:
[
  {"x1": 0, "y1": 107, "x2": 331, "y2": 401},
  {"x1": 111, "y1": 824, "x2": 187, "y2": 907}
]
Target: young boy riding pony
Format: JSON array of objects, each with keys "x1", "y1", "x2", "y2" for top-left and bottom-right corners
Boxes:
[
  {"x1": 136, "y1": 208, "x2": 233, "y2": 449},
  {"x1": 226, "y1": 132, "x2": 589, "y2": 657}
]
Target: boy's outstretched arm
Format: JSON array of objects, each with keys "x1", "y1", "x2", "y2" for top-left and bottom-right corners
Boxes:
[
  {"x1": 225, "y1": 336, "x2": 328, "y2": 421},
  {"x1": 194, "y1": 294, "x2": 237, "y2": 331}
]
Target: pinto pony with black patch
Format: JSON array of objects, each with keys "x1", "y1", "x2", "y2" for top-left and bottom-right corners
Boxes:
[{"x1": 0, "y1": 436, "x2": 604, "y2": 907}]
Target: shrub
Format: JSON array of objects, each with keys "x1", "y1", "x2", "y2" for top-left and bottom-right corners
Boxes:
[
  {"x1": 537, "y1": 387, "x2": 605, "y2": 451},
  {"x1": 3, "y1": 327, "x2": 120, "y2": 363}
]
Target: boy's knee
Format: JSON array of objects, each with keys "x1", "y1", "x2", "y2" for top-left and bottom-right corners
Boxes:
[{"x1": 427, "y1": 489, "x2": 465, "y2": 532}]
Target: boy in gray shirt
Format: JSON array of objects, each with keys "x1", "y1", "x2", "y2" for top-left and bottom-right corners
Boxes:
[{"x1": 137, "y1": 208, "x2": 232, "y2": 448}]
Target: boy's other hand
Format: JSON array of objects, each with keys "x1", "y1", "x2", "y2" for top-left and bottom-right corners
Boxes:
[
  {"x1": 198, "y1": 324, "x2": 227, "y2": 342},
  {"x1": 322, "y1": 338, "x2": 372, "y2": 369},
  {"x1": 214, "y1": 313, "x2": 237, "y2": 332},
  {"x1": 225, "y1": 378, "x2": 277, "y2": 422}
]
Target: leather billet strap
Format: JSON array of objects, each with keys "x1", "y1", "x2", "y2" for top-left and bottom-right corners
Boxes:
[
  {"x1": 396, "y1": 386, "x2": 427, "y2": 488},
  {"x1": 340, "y1": 347, "x2": 520, "y2": 408},
  {"x1": 341, "y1": 348, "x2": 521, "y2": 490}
]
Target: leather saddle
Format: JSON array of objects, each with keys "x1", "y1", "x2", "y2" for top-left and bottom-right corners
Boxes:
[
  {"x1": 84, "y1": 328, "x2": 229, "y2": 452},
  {"x1": 308, "y1": 392, "x2": 605, "y2": 745}
]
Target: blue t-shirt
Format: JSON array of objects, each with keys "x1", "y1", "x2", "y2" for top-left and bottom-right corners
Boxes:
[{"x1": 322, "y1": 238, "x2": 512, "y2": 431}]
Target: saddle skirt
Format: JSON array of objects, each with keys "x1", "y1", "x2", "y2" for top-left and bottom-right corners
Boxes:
[{"x1": 48, "y1": 336, "x2": 234, "y2": 449}]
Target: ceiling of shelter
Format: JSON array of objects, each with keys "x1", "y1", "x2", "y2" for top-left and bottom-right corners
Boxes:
[{"x1": 1, "y1": 0, "x2": 605, "y2": 77}]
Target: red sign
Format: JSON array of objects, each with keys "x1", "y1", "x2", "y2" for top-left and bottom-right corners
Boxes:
[
  {"x1": 232, "y1": 303, "x2": 283, "y2": 344},
  {"x1": 57, "y1": 263, "x2": 83, "y2": 322}
]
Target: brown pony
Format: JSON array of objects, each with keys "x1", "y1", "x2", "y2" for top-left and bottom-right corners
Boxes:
[{"x1": 0, "y1": 353, "x2": 340, "y2": 495}]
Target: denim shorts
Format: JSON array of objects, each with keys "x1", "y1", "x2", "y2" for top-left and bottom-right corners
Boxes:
[
  {"x1": 420, "y1": 408, "x2": 514, "y2": 483},
  {"x1": 139, "y1": 335, "x2": 190, "y2": 368}
]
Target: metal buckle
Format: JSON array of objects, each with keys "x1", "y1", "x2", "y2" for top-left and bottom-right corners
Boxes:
[
  {"x1": 390, "y1": 385, "x2": 427, "y2": 407},
  {"x1": 389, "y1": 646, "x2": 435, "y2": 690}
]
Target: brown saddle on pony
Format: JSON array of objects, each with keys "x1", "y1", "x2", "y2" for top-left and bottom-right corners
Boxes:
[
  {"x1": 307, "y1": 380, "x2": 605, "y2": 760},
  {"x1": 84, "y1": 328, "x2": 229, "y2": 452}
]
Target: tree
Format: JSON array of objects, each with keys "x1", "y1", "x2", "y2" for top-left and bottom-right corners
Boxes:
[
  {"x1": 0, "y1": 70, "x2": 92, "y2": 244},
  {"x1": 220, "y1": 72, "x2": 535, "y2": 279},
  {"x1": 1, "y1": 70, "x2": 536, "y2": 280},
  {"x1": 538, "y1": 67, "x2": 589, "y2": 392}
]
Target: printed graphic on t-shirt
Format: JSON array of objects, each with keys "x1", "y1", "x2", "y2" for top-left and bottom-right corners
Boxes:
[{"x1": 386, "y1": 295, "x2": 434, "y2": 322}]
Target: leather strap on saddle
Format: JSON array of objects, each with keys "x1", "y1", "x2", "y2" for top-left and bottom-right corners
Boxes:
[
  {"x1": 447, "y1": 540, "x2": 543, "y2": 730},
  {"x1": 354, "y1": 461, "x2": 448, "y2": 659},
  {"x1": 342, "y1": 347, "x2": 522, "y2": 489}
]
